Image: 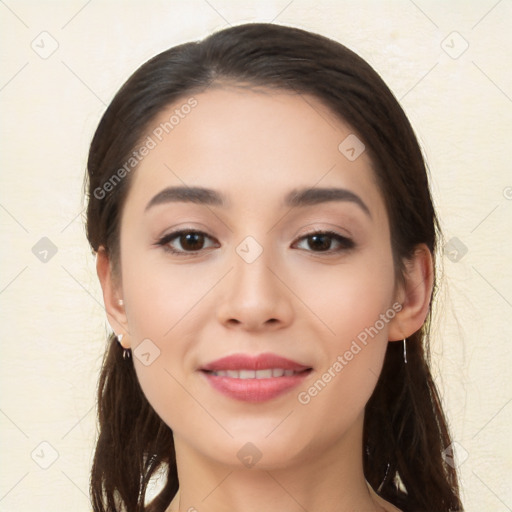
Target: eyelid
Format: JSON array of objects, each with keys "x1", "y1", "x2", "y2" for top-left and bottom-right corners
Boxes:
[{"x1": 292, "y1": 220, "x2": 354, "y2": 239}]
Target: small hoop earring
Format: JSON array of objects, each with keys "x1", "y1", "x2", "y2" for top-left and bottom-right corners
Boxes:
[{"x1": 403, "y1": 338, "x2": 407, "y2": 364}]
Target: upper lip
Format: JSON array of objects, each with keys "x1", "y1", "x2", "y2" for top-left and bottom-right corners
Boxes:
[{"x1": 200, "y1": 353, "x2": 312, "y2": 372}]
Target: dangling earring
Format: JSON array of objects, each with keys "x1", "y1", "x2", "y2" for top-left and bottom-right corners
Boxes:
[
  {"x1": 403, "y1": 338, "x2": 407, "y2": 364},
  {"x1": 116, "y1": 333, "x2": 131, "y2": 360}
]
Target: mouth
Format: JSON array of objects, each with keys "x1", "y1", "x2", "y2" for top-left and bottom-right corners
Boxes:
[
  {"x1": 199, "y1": 353, "x2": 313, "y2": 402},
  {"x1": 204, "y1": 368, "x2": 310, "y2": 378}
]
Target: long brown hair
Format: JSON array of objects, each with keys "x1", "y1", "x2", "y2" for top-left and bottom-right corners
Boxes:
[{"x1": 85, "y1": 23, "x2": 463, "y2": 511}]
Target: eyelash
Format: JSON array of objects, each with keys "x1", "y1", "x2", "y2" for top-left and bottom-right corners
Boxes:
[{"x1": 155, "y1": 229, "x2": 355, "y2": 256}]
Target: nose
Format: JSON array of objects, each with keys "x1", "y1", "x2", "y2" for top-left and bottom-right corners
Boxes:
[{"x1": 216, "y1": 246, "x2": 294, "y2": 332}]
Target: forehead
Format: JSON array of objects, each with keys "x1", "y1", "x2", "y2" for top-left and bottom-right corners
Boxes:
[{"x1": 124, "y1": 87, "x2": 386, "y2": 218}]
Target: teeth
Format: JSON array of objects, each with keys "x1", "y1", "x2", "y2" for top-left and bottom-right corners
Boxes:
[
  {"x1": 210, "y1": 368, "x2": 302, "y2": 379},
  {"x1": 256, "y1": 369, "x2": 273, "y2": 379}
]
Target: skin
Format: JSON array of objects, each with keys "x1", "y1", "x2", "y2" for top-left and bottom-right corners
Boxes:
[{"x1": 97, "y1": 87, "x2": 433, "y2": 512}]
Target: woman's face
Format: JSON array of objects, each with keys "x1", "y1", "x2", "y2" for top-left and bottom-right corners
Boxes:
[{"x1": 116, "y1": 87, "x2": 402, "y2": 469}]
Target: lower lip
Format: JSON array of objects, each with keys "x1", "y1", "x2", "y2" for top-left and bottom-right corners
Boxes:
[{"x1": 202, "y1": 371, "x2": 311, "y2": 403}]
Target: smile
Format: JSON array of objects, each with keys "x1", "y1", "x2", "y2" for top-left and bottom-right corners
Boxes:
[
  {"x1": 206, "y1": 368, "x2": 307, "y2": 378},
  {"x1": 200, "y1": 353, "x2": 313, "y2": 402}
]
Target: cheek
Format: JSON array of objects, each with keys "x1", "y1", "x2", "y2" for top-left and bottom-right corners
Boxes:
[
  {"x1": 293, "y1": 273, "x2": 395, "y2": 450},
  {"x1": 121, "y1": 250, "x2": 219, "y2": 340},
  {"x1": 294, "y1": 253, "x2": 396, "y2": 342},
  {"x1": 120, "y1": 251, "x2": 219, "y2": 426},
  {"x1": 294, "y1": 254, "x2": 395, "y2": 407}
]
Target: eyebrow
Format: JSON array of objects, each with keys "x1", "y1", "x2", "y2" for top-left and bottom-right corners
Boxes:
[
  {"x1": 145, "y1": 186, "x2": 226, "y2": 211},
  {"x1": 145, "y1": 185, "x2": 371, "y2": 217},
  {"x1": 284, "y1": 187, "x2": 371, "y2": 217}
]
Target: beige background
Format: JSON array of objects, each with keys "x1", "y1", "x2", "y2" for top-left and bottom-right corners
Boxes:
[{"x1": 0, "y1": 1, "x2": 511, "y2": 510}]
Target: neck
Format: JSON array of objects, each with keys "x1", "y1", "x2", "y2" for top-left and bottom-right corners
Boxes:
[{"x1": 167, "y1": 414, "x2": 386, "y2": 512}]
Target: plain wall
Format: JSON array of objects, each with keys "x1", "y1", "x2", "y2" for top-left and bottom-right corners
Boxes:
[{"x1": 0, "y1": 1, "x2": 511, "y2": 510}]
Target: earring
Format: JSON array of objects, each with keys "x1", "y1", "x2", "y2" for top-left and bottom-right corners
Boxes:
[
  {"x1": 403, "y1": 338, "x2": 407, "y2": 364},
  {"x1": 116, "y1": 333, "x2": 131, "y2": 360},
  {"x1": 118, "y1": 299, "x2": 124, "y2": 306}
]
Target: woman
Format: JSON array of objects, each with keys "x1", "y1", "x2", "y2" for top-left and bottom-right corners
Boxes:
[{"x1": 86, "y1": 23, "x2": 463, "y2": 512}]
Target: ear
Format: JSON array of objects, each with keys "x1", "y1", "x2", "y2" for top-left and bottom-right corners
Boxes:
[
  {"x1": 96, "y1": 246, "x2": 130, "y2": 348},
  {"x1": 388, "y1": 243, "x2": 434, "y2": 341}
]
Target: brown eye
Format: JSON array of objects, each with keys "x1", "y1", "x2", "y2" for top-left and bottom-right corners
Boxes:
[
  {"x1": 294, "y1": 231, "x2": 355, "y2": 253},
  {"x1": 179, "y1": 232, "x2": 205, "y2": 251},
  {"x1": 307, "y1": 233, "x2": 332, "y2": 251},
  {"x1": 157, "y1": 230, "x2": 218, "y2": 255}
]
